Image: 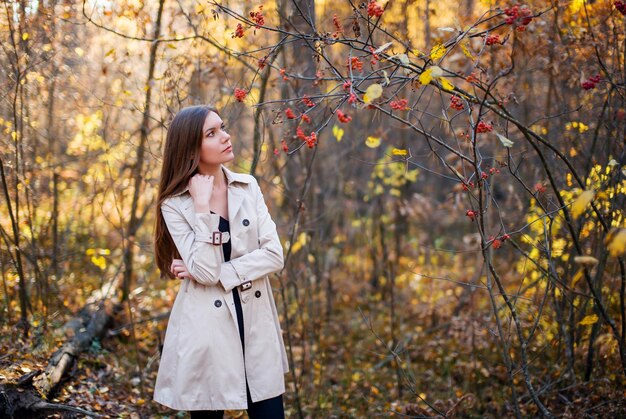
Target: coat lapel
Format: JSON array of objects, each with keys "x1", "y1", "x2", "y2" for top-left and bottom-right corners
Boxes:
[{"x1": 227, "y1": 186, "x2": 245, "y2": 223}]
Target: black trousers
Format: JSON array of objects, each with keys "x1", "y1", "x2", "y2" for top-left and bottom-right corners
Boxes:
[{"x1": 189, "y1": 288, "x2": 285, "y2": 419}]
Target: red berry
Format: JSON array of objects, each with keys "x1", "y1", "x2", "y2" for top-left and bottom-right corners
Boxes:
[
  {"x1": 233, "y1": 23, "x2": 245, "y2": 38},
  {"x1": 476, "y1": 121, "x2": 493, "y2": 133},
  {"x1": 234, "y1": 88, "x2": 247, "y2": 102},
  {"x1": 285, "y1": 108, "x2": 297, "y2": 119},
  {"x1": 337, "y1": 110, "x2": 352, "y2": 123},
  {"x1": 367, "y1": 0, "x2": 384, "y2": 18},
  {"x1": 450, "y1": 96, "x2": 464, "y2": 110}
]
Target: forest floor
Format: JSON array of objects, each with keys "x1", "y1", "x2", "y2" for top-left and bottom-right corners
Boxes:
[{"x1": 1, "y1": 267, "x2": 625, "y2": 418}]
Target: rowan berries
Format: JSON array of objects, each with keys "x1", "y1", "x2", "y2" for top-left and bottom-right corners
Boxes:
[
  {"x1": 466, "y1": 209, "x2": 477, "y2": 220},
  {"x1": 233, "y1": 23, "x2": 245, "y2": 38},
  {"x1": 367, "y1": 0, "x2": 384, "y2": 18},
  {"x1": 285, "y1": 108, "x2": 297, "y2": 119},
  {"x1": 337, "y1": 110, "x2": 352, "y2": 123},
  {"x1": 234, "y1": 88, "x2": 247, "y2": 102},
  {"x1": 450, "y1": 96, "x2": 464, "y2": 110},
  {"x1": 390, "y1": 99, "x2": 409, "y2": 110},
  {"x1": 476, "y1": 121, "x2": 493, "y2": 133}
]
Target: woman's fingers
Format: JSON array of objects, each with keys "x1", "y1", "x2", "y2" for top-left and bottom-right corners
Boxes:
[{"x1": 170, "y1": 259, "x2": 190, "y2": 279}]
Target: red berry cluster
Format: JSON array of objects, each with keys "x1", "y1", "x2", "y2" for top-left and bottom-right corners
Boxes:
[
  {"x1": 343, "y1": 80, "x2": 352, "y2": 90},
  {"x1": 301, "y1": 114, "x2": 311, "y2": 123},
  {"x1": 279, "y1": 68, "x2": 288, "y2": 81},
  {"x1": 296, "y1": 127, "x2": 316, "y2": 148},
  {"x1": 485, "y1": 34, "x2": 501, "y2": 45},
  {"x1": 348, "y1": 57, "x2": 364, "y2": 72},
  {"x1": 281, "y1": 139, "x2": 289, "y2": 153},
  {"x1": 232, "y1": 23, "x2": 245, "y2": 38},
  {"x1": 367, "y1": 0, "x2": 384, "y2": 18},
  {"x1": 250, "y1": 5, "x2": 265, "y2": 28},
  {"x1": 476, "y1": 121, "x2": 493, "y2": 133},
  {"x1": 258, "y1": 56, "x2": 267, "y2": 69},
  {"x1": 337, "y1": 110, "x2": 352, "y2": 123},
  {"x1": 462, "y1": 179, "x2": 475, "y2": 191},
  {"x1": 285, "y1": 108, "x2": 297, "y2": 119},
  {"x1": 581, "y1": 74, "x2": 602, "y2": 90},
  {"x1": 368, "y1": 46, "x2": 380, "y2": 66},
  {"x1": 234, "y1": 88, "x2": 247, "y2": 102},
  {"x1": 390, "y1": 99, "x2": 409, "y2": 110},
  {"x1": 348, "y1": 92, "x2": 357, "y2": 104},
  {"x1": 450, "y1": 96, "x2": 464, "y2": 110},
  {"x1": 301, "y1": 95, "x2": 315, "y2": 108},
  {"x1": 534, "y1": 182, "x2": 546, "y2": 194},
  {"x1": 616, "y1": 1, "x2": 626, "y2": 15},
  {"x1": 489, "y1": 234, "x2": 510, "y2": 249},
  {"x1": 466, "y1": 209, "x2": 478, "y2": 220},
  {"x1": 504, "y1": 5, "x2": 533, "y2": 31},
  {"x1": 332, "y1": 14, "x2": 344, "y2": 38}
]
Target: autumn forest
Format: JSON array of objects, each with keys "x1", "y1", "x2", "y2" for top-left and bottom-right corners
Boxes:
[{"x1": 1, "y1": 0, "x2": 626, "y2": 417}]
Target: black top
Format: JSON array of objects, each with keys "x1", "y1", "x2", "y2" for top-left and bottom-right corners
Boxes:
[{"x1": 217, "y1": 215, "x2": 231, "y2": 262}]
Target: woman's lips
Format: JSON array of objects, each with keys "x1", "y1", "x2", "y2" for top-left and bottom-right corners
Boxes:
[{"x1": 224, "y1": 145, "x2": 232, "y2": 153}]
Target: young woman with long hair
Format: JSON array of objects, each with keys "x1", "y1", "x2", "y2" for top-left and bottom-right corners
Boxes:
[{"x1": 152, "y1": 105, "x2": 288, "y2": 418}]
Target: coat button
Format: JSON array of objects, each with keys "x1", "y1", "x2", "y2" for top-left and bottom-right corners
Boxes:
[
  {"x1": 242, "y1": 219, "x2": 250, "y2": 226},
  {"x1": 214, "y1": 300, "x2": 222, "y2": 308},
  {"x1": 255, "y1": 290, "x2": 261, "y2": 298}
]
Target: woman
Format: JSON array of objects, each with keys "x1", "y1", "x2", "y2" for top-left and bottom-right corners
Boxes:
[{"x1": 153, "y1": 105, "x2": 289, "y2": 418}]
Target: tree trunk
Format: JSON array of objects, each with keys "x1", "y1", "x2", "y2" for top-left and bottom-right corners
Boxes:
[{"x1": 121, "y1": 0, "x2": 165, "y2": 301}]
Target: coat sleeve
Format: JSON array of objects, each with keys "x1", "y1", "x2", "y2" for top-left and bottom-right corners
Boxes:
[
  {"x1": 161, "y1": 197, "x2": 224, "y2": 287},
  {"x1": 219, "y1": 179, "x2": 285, "y2": 292}
]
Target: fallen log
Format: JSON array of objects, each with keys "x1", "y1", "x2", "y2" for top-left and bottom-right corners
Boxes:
[{"x1": 1, "y1": 282, "x2": 122, "y2": 418}]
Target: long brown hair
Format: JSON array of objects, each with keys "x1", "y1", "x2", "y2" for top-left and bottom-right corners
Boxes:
[{"x1": 154, "y1": 105, "x2": 218, "y2": 278}]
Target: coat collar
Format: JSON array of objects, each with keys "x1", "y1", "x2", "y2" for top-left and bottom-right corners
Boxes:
[
  {"x1": 173, "y1": 165, "x2": 251, "y2": 225},
  {"x1": 171, "y1": 165, "x2": 251, "y2": 198}
]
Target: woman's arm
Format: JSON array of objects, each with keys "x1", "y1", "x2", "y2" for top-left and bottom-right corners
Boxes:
[
  {"x1": 161, "y1": 198, "x2": 224, "y2": 286},
  {"x1": 219, "y1": 178, "x2": 284, "y2": 292}
]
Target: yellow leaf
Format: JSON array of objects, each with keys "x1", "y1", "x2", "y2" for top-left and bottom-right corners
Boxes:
[
  {"x1": 420, "y1": 66, "x2": 443, "y2": 85},
  {"x1": 366, "y1": 136, "x2": 381, "y2": 148},
  {"x1": 290, "y1": 232, "x2": 308, "y2": 253},
  {"x1": 439, "y1": 77, "x2": 454, "y2": 91},
  {"x1": 22, "y1": 33, "x2": 29, "y2": 41},
  {"x1": 460, "y1": 40, "x2": 474, "y2": 60},
  {"x1": 430, "y1": 43, "x2": 446, "y2": 61},
  {"x1": 606, "y1": 228, "x2": 626, "y2": 257},
  {"x1": 571, "y1": 190, "x2": 595, "y2": 219},
  {"x1": 569, "y1": 0, "x2": 584, "y2": 13},
  {"x1": 332, "y1": 125, "x2": 344, "y2": 142},
  {"x1": 578, "y1": 314, "x2": 598, "y2": 326},
  {"x1": 392, "y1": 148, "x2": 407, "y2": 156},
  {"x1": 363, "y1": 84, "x2": 383, "y2": 104},
  {"x1": 91, "y1": 255, "x2": 107, "y2": 270},
  {"x1": 571, "y1": 268, "x2": 584, "y2": 288},
  {"x1": 419, "y1": 68, "x2": 433, "y2": 85}
]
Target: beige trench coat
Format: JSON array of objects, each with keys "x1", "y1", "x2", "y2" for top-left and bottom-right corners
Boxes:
[{"x1": 153, "y1": 166, "x2": 289, "y2": 411}]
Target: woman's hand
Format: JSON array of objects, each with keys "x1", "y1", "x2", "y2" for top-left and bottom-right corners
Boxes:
[
  {"x1": 188, "y1": 173, "x2": 213, "y2": 213},
  {"x1": 170, "y1": 258, "x2": 193, "y2": 280}
]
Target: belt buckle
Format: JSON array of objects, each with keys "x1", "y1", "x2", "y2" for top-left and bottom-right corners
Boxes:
[
  {"x1": 240, "y1": 281, "x2": 252, "y2": 291},
  {"x1": 212, "y1": 231, "x2": 222, "y2": 245}
]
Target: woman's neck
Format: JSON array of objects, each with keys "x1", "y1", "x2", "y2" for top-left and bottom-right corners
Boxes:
[{"x1": 197, "y1": 164, "x2": 227, "y2": 189}]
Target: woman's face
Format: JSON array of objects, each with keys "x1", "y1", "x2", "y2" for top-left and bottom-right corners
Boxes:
[{"x1": 198, "y1": 111, "x2": 234, "y2": 168}]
